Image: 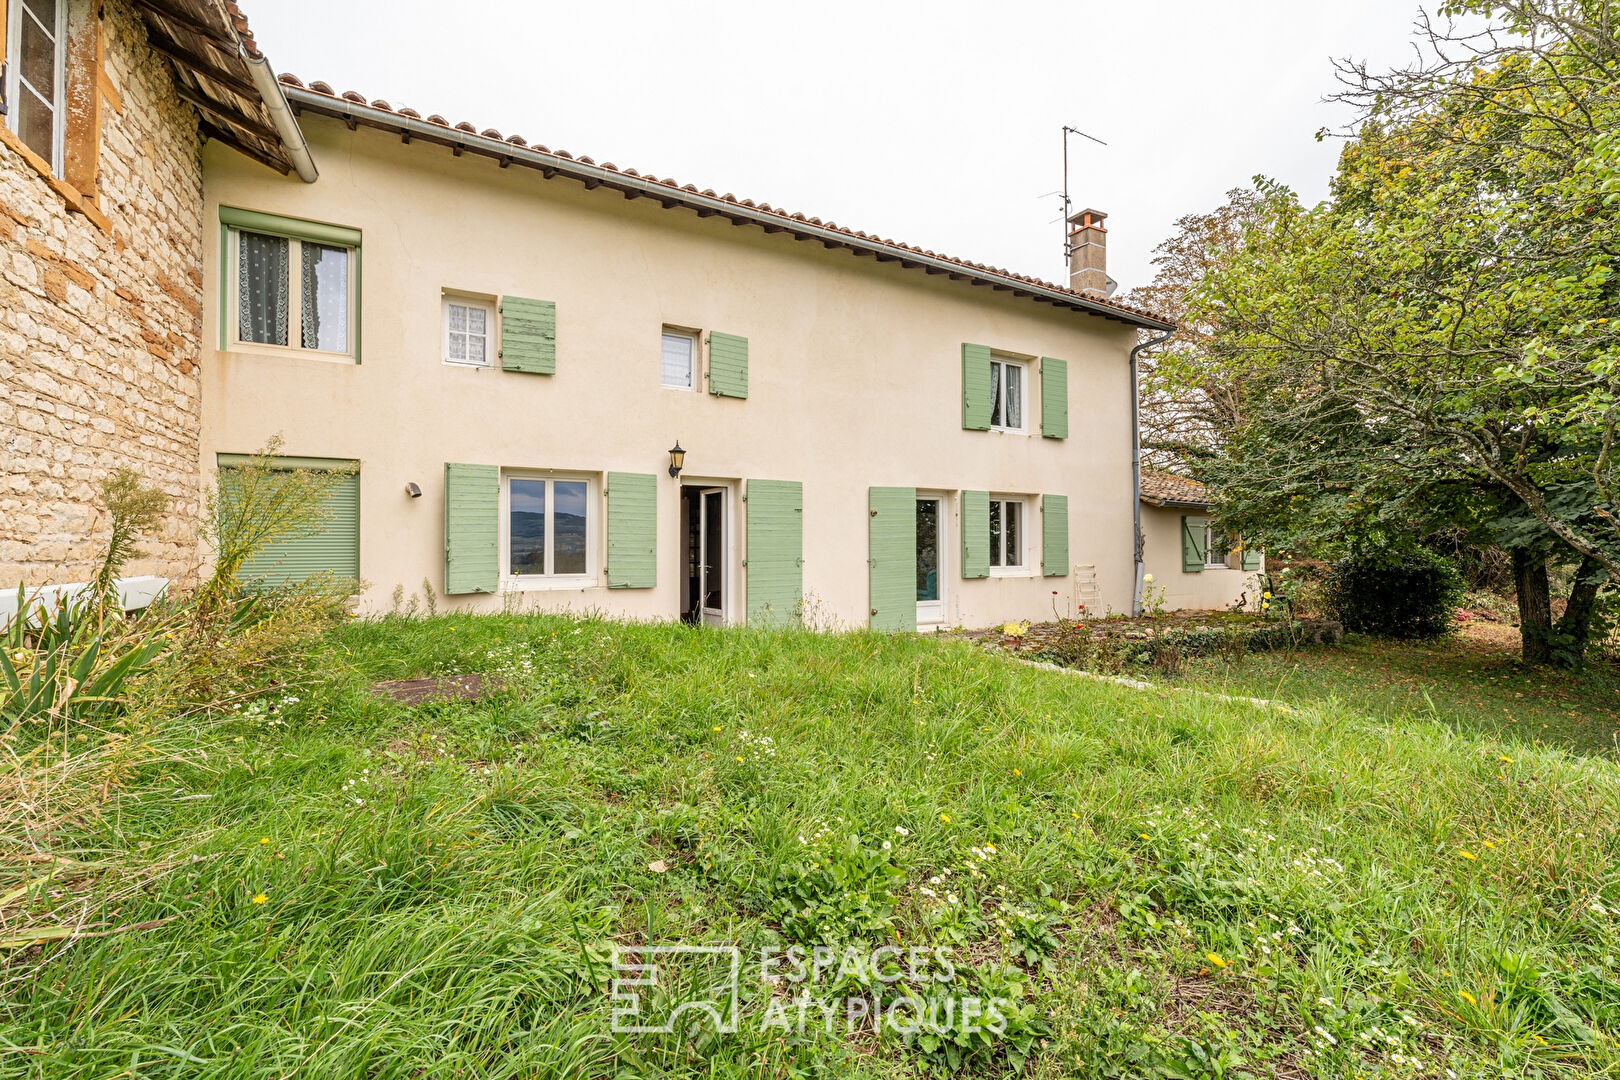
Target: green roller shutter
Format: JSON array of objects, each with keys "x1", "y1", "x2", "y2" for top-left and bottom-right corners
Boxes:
[
  {"x1": 1041, "y1": 494, "x2": 1069, "y2": 577},
  {"x1": 744, "y1": 479, "x2": 803, "y2": 625},
  {"x1": 223, "y1": 460, "x2": 360, "y2": 587},
  {"x1": 606, "y1": 471, "x2": 657, "y2": 588},
  {"x1": 869, "y1": 486, "x2": 917, "y2": 632},
  {"x1": 498, "y1": 296, "x2": 556, "y2": 374},
  {"x1": 708, "y1": 331, "x2": 748, "y2": 398},
  {"x1": 1181, "y1": 515, "x2": 1207, "y2": 573},
  {"x1": 1040, "y1": 357, "x2": 1068, "y2": 439},
  {"x1": 961, "y1": 343, "x2": 992, "y2": 430},
  {"x1": 444, "y1": 463, "x2": 499, "y2": 594},
  {"x1": 1240, "y1": 544, "x2": 1263, "y2": 571},
  {"x1": 960, "y1": 490, "x2": 989, "y2": 579}
]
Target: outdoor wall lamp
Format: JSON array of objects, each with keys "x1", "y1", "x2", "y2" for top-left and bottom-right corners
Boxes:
[
  {"x1": 405, "y1": 482, "x2": 422, "y2": 499},
  {"x1": 667, "y1": 441, "x2": 686, "y2": 478}
]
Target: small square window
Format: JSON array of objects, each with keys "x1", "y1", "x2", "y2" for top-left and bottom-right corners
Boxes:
[
  {"x1": 988, "y1": 496, "x2": 1026, "y2": 570},
  {"x1": 661, "y1": 328, "x2": 697, "y2": 390},
  {"x1": 443, "y1": 296, "x2": 495, "y2": 367},
  {"x1": 989, "y1": 357, "x2": 1026, "y2": 432}
]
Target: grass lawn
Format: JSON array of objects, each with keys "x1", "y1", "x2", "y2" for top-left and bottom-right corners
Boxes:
[
  {"x1": 5, "y1": 614, "x2": 1619, "y2": 1078},
  {"x1": 1177, "y1": 628, "x2": 1620, "y2": 760}
]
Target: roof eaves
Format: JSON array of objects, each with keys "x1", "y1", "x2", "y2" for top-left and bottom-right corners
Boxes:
[{"x1": 278, "y1": 81, "x2": 1176, "y2": 331}]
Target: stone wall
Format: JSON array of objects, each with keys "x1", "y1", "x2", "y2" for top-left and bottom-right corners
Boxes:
[{"x1": 0, "y1": 0, "x2": 204, "y2": 589}]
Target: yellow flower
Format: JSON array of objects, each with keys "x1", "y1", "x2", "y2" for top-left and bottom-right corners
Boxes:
[
  {"x1": 1458, "y1": 850, "x2": 1477, "y2": 861},
  {"x1": 252, "y1": 894, "x2": 268, "y2": 905},
  {"x1": 1458, "y1": 990, "x2": 1477, "y2": 1005},
  {"x1": 939, "y1": 813, "x2": 951, "y2": 823},
  {"x1": 713, "y1": 726, "x2": 722, "y2": 732},
  {"x1": 1143, "y1": 573, "x2": 1154, "y2": 584},
  {"x1": 735, "y1": 756, "x2": 744, "y2": 763},
  {"x1": 259, "y1": 837, "x2": 270, "y2": 845},
  {"x1": 1482, "y1": 839, "x2": 1496, "y2": 849},
  {"x1": 1498, "y1": 755, "x2": 1513, "y2": 764},
  {"x1": 1012, "y1": 768, "x2": 1022, "y2": 776},
  {"x1": 1206, "y1": 952, "x2": 1227, "y2": 969},
  {"x1": 1262, "y1": 591, "x2": 1273, "y2": 599}
]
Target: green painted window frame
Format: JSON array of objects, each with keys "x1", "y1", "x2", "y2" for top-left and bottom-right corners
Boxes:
[{"x1": 218, "y1": 205, "x2": 364, "y2": 362}]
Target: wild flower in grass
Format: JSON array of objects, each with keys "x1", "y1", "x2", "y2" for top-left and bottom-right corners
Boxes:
[
  {"x1": 940, "y1": 813, "x2": 951, "y2": 823},
  {"x1": 1457, "y1": 990, "x2": 1477, "y2": 1006},
  {"x1": 894, "y1": 825, "x2": 910, "y2": 836},
  {"x1": 252, "y1": 894, "x2": 267, "y2": 904},
  {"x1": 1458, "y1": 850, "x2": 1477, "y2": 861},
  {"x1": 259, "y1": 837, "x2": 270, "y2": 845},
  {"x1": 1206, "y1": 952, "x2": 1227, "y2": 969}
]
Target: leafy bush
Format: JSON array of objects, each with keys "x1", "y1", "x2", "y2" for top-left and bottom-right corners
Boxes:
[{"x1": 1326, "y1": 548, "x2": 1463, "y2": 639}]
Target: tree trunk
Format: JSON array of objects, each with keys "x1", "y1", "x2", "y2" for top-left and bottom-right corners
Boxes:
[
  {"x1": 1553, "y1": 555, "x2": 1607, "y2": 666},
  {"x1": 1512, "y1": 547, "x2": 1553, "y2": 664}
]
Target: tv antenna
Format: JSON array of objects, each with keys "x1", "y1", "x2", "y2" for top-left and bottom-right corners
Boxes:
[{"x1": 1060, "y1": 125, "x2": 1107, "y2": 262}]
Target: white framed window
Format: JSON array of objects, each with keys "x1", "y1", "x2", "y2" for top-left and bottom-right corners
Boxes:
[
  {"x1": 228, "y1": 227, "x2": 356, "y2": 359},
  {"x1": 5, "y1": 0, "x2": 67, "y2": 174},
  {"x1": 1205, "y1": 524, "x2": 1234, "y2": 569},
  {"x1": 989, "y1": 356, "x2": 1026, "y2": 432},
  {"x1": 661, "y1": 327, "x2": 697, "y2": 390},
  {"x1": 443, "y1": 296, "x2": 494, "y2": 367},
  {"x1": 988, "y1": 496, "x2": 1026, "y2": 572},
  {"x1": 503, "y1": 472, "x2": 596, "y2": 585}
]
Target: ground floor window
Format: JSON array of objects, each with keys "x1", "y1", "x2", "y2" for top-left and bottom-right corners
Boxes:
[
  {"x1": 507, "y1": 474, "x2": 594, "y2": 581},
  {"x1": 216, "y1": 455, "x2": 360, "y2": 586},
  {"x1": 989, "y1": 496, "x2": 1025, "y2": 570},
  {"x1": 1205, "y1": 523, "x2": 1233, "y2": 569}
]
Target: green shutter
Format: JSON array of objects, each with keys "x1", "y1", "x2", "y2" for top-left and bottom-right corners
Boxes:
[
  {"x1": 606, "y1": 471, "x2": 657, "y2": 588},
  {"x1": 1041, "y1": 494, "x2": 1069, "y2": 577},
  {"x1": 1240, "y1": 544, "x2": 1263, "y2": 571},
  {"x1": 708, "y1": 331, "x2": 749, "y2": 398},
  {"x1": 868, "y1": 486, "x2": 917, "y2": 632},
  {"x1": 1040, "y1": 357, "x2": 1068, "y2": 439},
  {"x1": 1181, "y1": 515, "x2": 1207, "y2": 573},
  {"x1": 960, "y1": 490, "x2": 989, "y2": 579},
  {"x1": 744, "y1": 479, "x2": 803, "y2": 625},
  {"x1": 961, "y1": 343, "x2": 992, "y2": 430},
  {"x1": 223, "y1": 462, "x2": 360, "y2": 587},
  {"x1": 444, "y1": 463, "x2": 499, "y2": 594},
  {"x1": 498, "y1": 296, "x2": 556, "y2": 374}
]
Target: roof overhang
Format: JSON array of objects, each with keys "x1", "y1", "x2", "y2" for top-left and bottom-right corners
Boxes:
[
  {"x1": 1140, "y1": 496, "x2": 1213, "y2": 510},
  {"x1": 281, "y1": 84, "x2": 1176, "y2": 331}
]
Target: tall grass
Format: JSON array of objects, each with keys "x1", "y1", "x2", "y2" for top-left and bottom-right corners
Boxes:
[{"x1": 3, "y1": 613, "x2": 1616, "y2": 1077}]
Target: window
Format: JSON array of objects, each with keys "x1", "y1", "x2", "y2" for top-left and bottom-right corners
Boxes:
[
  {"x1": 223, "y1": 208, "x2": 360, "y2": 359},
  {"x1": 506, "y1": 474, "x2": 595, "y2": 583},
  {"x1": 661, "y1": 328, "x2": 697, "y2": 389},
  {"x1": 1205, "y1": 524, "x2": 1233, "y2": 569},
  {"x1": 988, "y1": 496, "x2": 1025, "y2": 571},
  {"x1": 5, "y1": 0, "x2": 66, "y2": 173},
  {"x1": 443, "y1": 296, "x2": 494, "y2": 367},
  {"x1": 989, "y1": 357, "x2": 1025, "y2": 432}
]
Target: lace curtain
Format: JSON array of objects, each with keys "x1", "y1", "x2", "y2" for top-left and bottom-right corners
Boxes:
[
  {"x1": 237, "y1": 232, "x2": 288, "y2": 345},
  {"x1": 301, "y1": 244, "x2": 349, "y2": 351}
]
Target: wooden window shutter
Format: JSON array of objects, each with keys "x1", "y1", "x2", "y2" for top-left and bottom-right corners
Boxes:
[
  {"x1": 960, "y1": 490, "x2": 989, "y2": 579},
  {"x1": 444, "y1": 463, "x2": 499, "y2": 594},
  {"x1": 222, "y1": 461, "x2": 360, "y2": 587},
  {"x1": 961, "y1": 344, "x2": 992, "y2": 430},
  {"x1": 1041, "y1": 494, "x2": 1069, "y2": 577},
  {"x1": 1040, "y1": 357, "x2": 1068, "y2": 439},
  {"x1": 744, "y1": 479, "x2": 803, "y2": 625},
  {"x1": 498, "y1": 296, "x2": 556, "y2": 374},
  {"x1": 707, "y1": 331, "x2": 749, "y2": 398},
  {"x1": 868, "y1": 486, "x2": 917, "y2": 632},
  {"x1": 1240, "y1": 544, "x2": 1263, "y2": 571},
  {"x1": 1181, "y1": 515, "x2": 1207, "y2": 573},
  {"x1": 606, "y1": 471, "x2": 657, "y2": 588}
]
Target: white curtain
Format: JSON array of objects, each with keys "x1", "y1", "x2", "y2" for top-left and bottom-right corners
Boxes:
[
  {"x1": 237, "y1": 232, "x2": 288, "y2": 345},
  {"x1": 301, "y1": 244, "x2": 348, "y2": 351}
]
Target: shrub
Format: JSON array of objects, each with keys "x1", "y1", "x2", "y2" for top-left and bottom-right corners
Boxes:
[{"x1": 1326, "y1": 548, "x2": 1463, "y2": 639}]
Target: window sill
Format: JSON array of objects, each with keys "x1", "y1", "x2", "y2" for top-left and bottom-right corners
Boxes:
[
  {"x1": 988, "y1": 566, "x2": 1033, "y2": 578},
  {"x1": 443, "y1": 359, "x2": 492, "y2": 370},
  {"x1": 502, "y1": 576, "x2": 600, "y2": 592},
  {"x1": 0, "y1": 126, "x2": 112, "y2": 233},
  {"x1": 988, "y1": 427, "x2": 1028, "y2": 436},
  {"x1": 225, "y1": 342, "x2": 358, "y2": 365}
]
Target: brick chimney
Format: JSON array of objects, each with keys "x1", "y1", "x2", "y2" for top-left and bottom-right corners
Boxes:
[{"x1": 1067, "y1": 208, "x2": 1112, "y2": 295}]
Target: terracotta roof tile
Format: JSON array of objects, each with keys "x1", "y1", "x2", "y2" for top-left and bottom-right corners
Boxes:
[
  {"x1": 1139, "y1": 470, "x2": 1211, "y2": 507},
  {"x1": 275, "y1": 73, "x2": 1175, "y2": 329}
]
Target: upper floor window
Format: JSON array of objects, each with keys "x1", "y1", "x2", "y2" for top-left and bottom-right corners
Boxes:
[
  {"x1": 661, "y1": 327, "x2": 697, "y2": 390},
  {"x1": 5, "y1": 0, "x2": 66, "y2": 173},
  {"x1": 989, "y1": 356, "x2": 1025, "y2": 432},
  {"x1": 222, "y1": 208, "x2": 361, "y2": 360},
  {"x1": 443, "y1": 295, "x2": 494, "y2": 367}
]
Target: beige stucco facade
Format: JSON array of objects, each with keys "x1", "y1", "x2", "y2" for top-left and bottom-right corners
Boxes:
[
  {"x1": 1140, "y1": 502, "x2": 1262, "y2": 612},
  {"x1": 199, "y1": 115, "x2": 1150, "y2": 629}
]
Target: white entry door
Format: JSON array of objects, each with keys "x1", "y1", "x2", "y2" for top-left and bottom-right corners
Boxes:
[
  {"x1": 698, "y1": 487, "x2": 725, "y2": 626},
  {"x1": 916, "y1": 494, "x2": 947, "y2": 627}
]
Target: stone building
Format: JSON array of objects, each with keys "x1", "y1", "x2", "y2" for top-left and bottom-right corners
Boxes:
[{"x1": 0, "y1": 0, "x2": 306, "y2": 593}]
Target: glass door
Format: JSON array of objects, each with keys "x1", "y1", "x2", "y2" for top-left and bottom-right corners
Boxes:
[
  {"x1": 699, "y1": 488, "x2": 725, "y2": 626},
  {"x1": 916, "y1": 495, "x2": 946, "y2": 627}
]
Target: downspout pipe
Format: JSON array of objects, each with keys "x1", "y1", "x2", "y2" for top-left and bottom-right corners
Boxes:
[
  {"x1": 243, "y1": 55, "x2": 318, "y2": 183},
  {"x1": 1130, "y1": 329, "x2": 1175, "y2": 616}
]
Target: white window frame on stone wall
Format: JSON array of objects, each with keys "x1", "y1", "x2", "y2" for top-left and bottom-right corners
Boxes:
[
  {"x1": 221, "y1": 208, "x2": 362, "y2": 363},
  {"x1": 4, "y1": 0, "x2": 68, "y2": 175}
]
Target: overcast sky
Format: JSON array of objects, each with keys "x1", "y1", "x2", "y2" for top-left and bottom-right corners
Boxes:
[{"x1": 250, "y1": 0, "x2": 1436, "y2": 294}]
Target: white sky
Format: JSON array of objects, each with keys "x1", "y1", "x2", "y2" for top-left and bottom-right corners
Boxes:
[{"x1": 249, "y1": 0, "x2": 1434, "y2": 293}]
